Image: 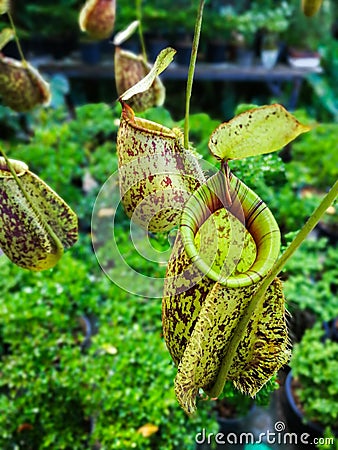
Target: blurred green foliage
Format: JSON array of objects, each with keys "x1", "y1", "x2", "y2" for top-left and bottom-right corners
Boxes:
[
  {"x1": 10, "y1": 0, "x2": 83, "y2": 39},
  {"x1": 289, "y1": 122, "x2": 338, "y2": 189},
  {"x1": 0, "y1": 250, "x2": 216, "y2": 449},
  {"x1": 0, "y1": 0, "x2": 335, "y2": 447},
  {"x1": 291, "y1": 324, "x2": 338, "y2": 429},
  {"x1": 0, "y1": 64, "x2": 336, "y2": 447},
  {"x1": 8, "y1": 103, "x2": 120, "y2": 229},
  {"x1": 282, "y1": 236, "x2": 338, "y2": 322},
  {"x1": 1, "y1": 102, "x2": 221, "y2": 448},
  {"x1": 282, "y1": 0, "x2": 333, "y2": 50}
]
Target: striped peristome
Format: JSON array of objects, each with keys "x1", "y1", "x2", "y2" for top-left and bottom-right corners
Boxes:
[
  {"x1": 162, "y1": 169, "x2": 290, "y2": 414},
  {"x1": 180, "y1": 170, "x2": 281, "y2": 287}
]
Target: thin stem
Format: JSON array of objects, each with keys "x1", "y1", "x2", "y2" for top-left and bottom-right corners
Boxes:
[
  {"x1": 265, "y1": 179, "x2": 338, "y2": 282},
  {"x1": 209, "y1": 180, "x2": 338, "y2": 398},
  {"x1": 184, "y1": 0, "x2": 205, "y2": 149},
  {"x1": 221, "y1": 160, "x2": 233, "y2": 206},
  {"x1": 7, "y1": 11, "x2": 27, "y2": 66},
  {"x1": 136, "y1": 0, "x2": 147, "y2": 62},
  {"x1": 0, "y1": 148, "x2": 64, "y2": 255}
]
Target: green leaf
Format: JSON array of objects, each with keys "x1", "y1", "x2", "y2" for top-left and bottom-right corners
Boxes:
[
  {"x1": 209, "y1": 104, "x2": 311, "y2": 161},
  {"x1": 120, "y1": 47, "x2": 176, "y2": 101},
  {"x1": 0, "y1": 28, "x2": 14, "y2": 50}
]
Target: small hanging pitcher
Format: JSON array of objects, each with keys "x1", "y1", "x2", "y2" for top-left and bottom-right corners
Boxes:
[{"x1": 0, "y1": 157, "x2": 78, "y2": 271}]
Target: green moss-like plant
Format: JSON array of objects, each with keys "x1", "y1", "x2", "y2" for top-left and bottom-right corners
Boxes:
[
  {"x1": 283, "y1": 236, "x2": 338, "y2": 323},
  {"x1": 0, "y1": 250, "x2": 216, "y2": 449},
  {"x1": 291, "y1": 324, "x2": 338, "y2": 430}
]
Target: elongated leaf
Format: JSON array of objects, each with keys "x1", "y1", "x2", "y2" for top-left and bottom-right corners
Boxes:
[
  {"x1": 208, "y1": 104, "x2": 310, "y2": 161},
  {"x1": 137, "y1": 423, "x2": 159, "y2": 438},
  {"x1": 0, "y1": 28, "x2": 14, "y2": 50},
  {"x1": 120, "y1": 47, "x2": 176, "y2": 101},
  {"x1": 113, "y1": 20, "x2": 139, "y2": 46}
]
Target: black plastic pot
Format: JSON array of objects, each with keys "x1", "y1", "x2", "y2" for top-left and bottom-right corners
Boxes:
[
  {"x1": 283, "y1": 371, "x2": 337, "y2": 448},
  {"x1": 217, "y1": 410, "x2": 256, "y2": 449},
  {"x1": 323, "y1": 318, "x2": 338, "y2": 342},
  {"x1": 196, "y1": 405, "x2": 256, "y2": 449},
  {"x1": 317, "y1": 220, "x2": 338, "y2": 245}
]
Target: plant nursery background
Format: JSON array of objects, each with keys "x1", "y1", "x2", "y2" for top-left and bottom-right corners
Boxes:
[{"x1": 0, "y1": 0, "x2": 337, "y2": 449}]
